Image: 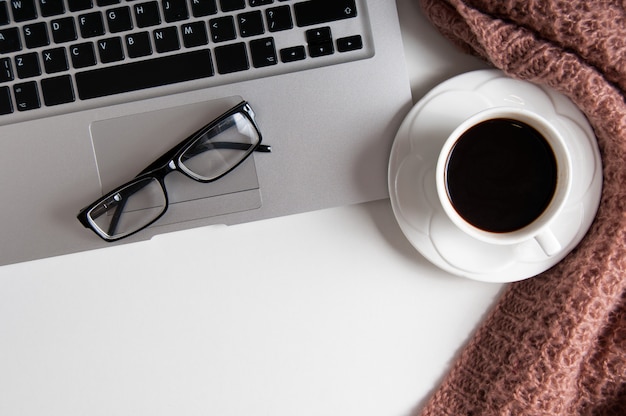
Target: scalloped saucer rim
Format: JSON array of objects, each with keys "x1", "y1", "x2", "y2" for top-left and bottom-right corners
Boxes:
[{"x1": 388, "y1": 69, "x2": 602, "y2": 282}]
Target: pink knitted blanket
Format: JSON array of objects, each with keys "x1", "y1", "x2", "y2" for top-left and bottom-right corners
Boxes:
[{"x1": 417, "y1": 0, "x2": 626, "y2": 414}]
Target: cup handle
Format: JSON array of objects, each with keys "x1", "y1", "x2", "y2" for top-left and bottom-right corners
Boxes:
[{"x1": 535, "y1": 229, "x2": 561, "y2": 257}]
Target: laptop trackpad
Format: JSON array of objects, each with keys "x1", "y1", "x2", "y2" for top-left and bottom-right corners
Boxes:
[{"x1": 89, "y1": 96, "x2": 261, "y2": 227}]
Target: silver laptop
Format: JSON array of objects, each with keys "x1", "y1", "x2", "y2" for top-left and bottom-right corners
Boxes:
[{"x1": 0, "y1": 0, "x2": 415, "y2": 265}]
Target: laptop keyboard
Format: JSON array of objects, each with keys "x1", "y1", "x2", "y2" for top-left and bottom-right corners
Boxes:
[{"x1": 0, "y1": 0, "x2": 372, "y2": 123}]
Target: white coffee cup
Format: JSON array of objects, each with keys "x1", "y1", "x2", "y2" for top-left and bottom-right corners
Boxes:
[{"x1": 435, "y1": 107, "x2": 572, "y2": 256}]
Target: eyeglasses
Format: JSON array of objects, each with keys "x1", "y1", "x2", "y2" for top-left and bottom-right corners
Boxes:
[{"x1": 77, "y1": 101, "x2": 271, "y2": 242}]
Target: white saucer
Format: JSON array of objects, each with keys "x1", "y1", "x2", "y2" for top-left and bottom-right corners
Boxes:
[{"x1": 388, "y1": 70, "x2": 602, "y2": 282}]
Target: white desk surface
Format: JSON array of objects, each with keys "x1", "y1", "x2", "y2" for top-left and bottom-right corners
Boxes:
[{"x1": 0, "y1": 2, "x2": 502, "y2": 415}]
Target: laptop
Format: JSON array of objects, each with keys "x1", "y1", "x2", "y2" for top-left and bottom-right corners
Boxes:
[{"x1": 0, "y1": 0, "x2": 427, "y2": 265}]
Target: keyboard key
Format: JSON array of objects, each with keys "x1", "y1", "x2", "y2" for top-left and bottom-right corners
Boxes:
[
  {"x1": 13, "y1": 81, "x2": 40, "y2": 111},
  {"x1": 181, "y1": 21, "x2": 208, "y2": 47},
  {"x1": 75, "y1": 49, "x2": 213, "y2": 99},
  {"x1": 39, "y1": 0, "x2": 64, "y2": 17},
  {"x1": 68, "y1": 0, "x2": 93, "y2": 12},
  {"x1": 162, "y1": 0, "x2": 188, "y2": 22},
  {"x1": 41, "y1": 74, "x2": 75, "y2": 106},
  {"x1": 10, "y1": 0, "x2": 37, "y2": 22},
  {"x1": 69, "y1": 42, "x2": 97, "y2": 68},
  {"x1": 237, "y1": 10, "x2": 264, "y2": 37},
  {"x1": 42, "y1": 47, "x2": 69, "y2": 73},
  {"x1": 306, "y1": 26, "x2": 331, "y2": 44},
  {"x1": 209, "y1": 15, "x2": 236, "y2": 42},
  {"x1": 0, "y1": 57, "x2": 13, "y2": 82},
  {"x1": 214, "y1": 42, "x2": 248, "y2": 74},
  {"x1": 279, "y1": 45, "x2": 305, "y2": 62},
  {"x1": 266, "y1": 5, "x2": 292, "y2": 32},
  {"x1": 134, "y1": 1, "x2": 161, "y2": 27},
  {"x1": 78, "y1": 11, "x2": 105, "y2": 38},
  {"x1": 0, "y1": 27, "x2": 21, "y2": 53},
  {"x1": 96, "y1": 0, "x2": 120, "y2": 6},
  {"x1": 191, "y1": 0, "x2": 217, "y2": 17},
  {"x1": 50, "y1": 17, "x2": 77, "y2": 43},
  {"x1": 106, "y1": 6, "x2": 133, "y2": 33},
  {"x1": 306, "y1": 26, "x2": 333, "y2": 57},
  {"x1": 219, "y1": 0, "x2": 244, "y2": 12},
  {"x1": 0, "y1": 86, "x2": 13, "y2": 115},
  {"x1": 125, "y1": 31, "x2": 152, "y2": 57},
  {"x1": 153, "y1": 26, "x2": 179, "y2": 52},
  {"x1": 249, "y1": 0, "x2": 272, "y2": 6},
  {"x1": 250, "y1": 37, "x2": 276, "y2": 68},
  {"x1": 15, "y1": 52, "x2": 41, "y2": 78},
  {"x1": 23, "y1": 22, "x2": 50, "y2": 48},
  {"x1": 97, "y1": 36, "x2": 124, "y2": 62},
  {"x1": 337, "y1": 35, "x2": 361, "y2": 52},
  {"x1": 294, "y1": 0, "x2": 356, "y2": 27},
  {"x1": 308, "y1": 42, "x2": 333, "y2": 57},
  {"x1": 0, "y1": 1, "x2": 10, "y2": 25}
]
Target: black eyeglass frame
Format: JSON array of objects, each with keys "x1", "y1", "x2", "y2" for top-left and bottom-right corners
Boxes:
[{"x1": 77, "y1": 101, "x2": 271, "y2": 242}]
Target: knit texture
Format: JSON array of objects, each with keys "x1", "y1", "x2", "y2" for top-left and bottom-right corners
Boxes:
[{"x1": 417, "y1": 0, "x2": 626, "y2": 415}]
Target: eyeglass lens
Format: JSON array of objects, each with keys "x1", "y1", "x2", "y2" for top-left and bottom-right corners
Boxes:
[
  {"x1": 88, "y1": 177, "x2": 167, "y2": 240},
  {"x1": 86, "y1": 109, "x2": 260, "y2": 240},
  {"x1": 179, "y1": 112, "x2": 260, "y2": 181}
]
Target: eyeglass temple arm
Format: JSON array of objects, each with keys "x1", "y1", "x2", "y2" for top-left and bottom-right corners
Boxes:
[
  {"x1": 88, "y1": 179, "x2": 150, "y2": 236},
  {"x1": 195, "y1": 142, "x2": 271, "y2": 153},
  {"x1": 254, "y1": 144, "x2": 272, "y2": 152},
  {"x1": 106, "y1": 203, "x2": 124, "y2": 237}
]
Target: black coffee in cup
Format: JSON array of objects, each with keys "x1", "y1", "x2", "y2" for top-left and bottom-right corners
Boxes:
[{"x1": 444, "y1": 118, "x2": 558, "y2": 233}]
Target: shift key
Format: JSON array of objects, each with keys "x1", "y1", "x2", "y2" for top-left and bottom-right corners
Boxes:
[{"x1": 294, "y1": 0, "x2": 357, "y2": 27}]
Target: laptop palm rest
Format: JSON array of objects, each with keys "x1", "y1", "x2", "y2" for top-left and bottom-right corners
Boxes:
[{"x1": 89, "y1": 95, "x2": 262, "y2": 228}]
